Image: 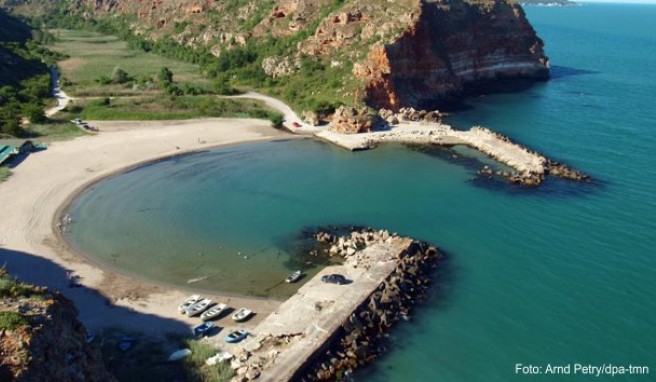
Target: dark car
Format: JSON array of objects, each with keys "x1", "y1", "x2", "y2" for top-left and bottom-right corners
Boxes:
[{"x1": 321, "y1": 274, "x2": 347, "y2": 285}]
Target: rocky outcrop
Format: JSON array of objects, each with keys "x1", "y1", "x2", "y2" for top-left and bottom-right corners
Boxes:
[
  {"x1": 379, "y1": 107, "x2": 443, "y2": 125},
  {"x1": 301, "y1": 228, "x2": 443, "y2": 380},
  {"x1": 3, "y1": 0, "x2": 549, "y2": 110},
  {"x1": 357, "y1": 0, "x2": 549, "y2": 110},
  {"x1": 329, "y1": 106, "x2": 373, "y2": 134},
  {"x1": 261, "y1": 55, "x2": 300, "y2": 78},
  {"x1": 0, "y1": 273, "x2": 114, "y2": 382}
]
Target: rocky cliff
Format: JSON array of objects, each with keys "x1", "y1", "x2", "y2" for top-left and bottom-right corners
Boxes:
[
  {"x1": 2, "y1": 0, "x2": 549, "y2": 111},
  {"x1": 356, "y1": 0, "x2": 549, "y2": 109},
  {"x1": 0, "y1": 272, "x2": 114, "y2": 382}
]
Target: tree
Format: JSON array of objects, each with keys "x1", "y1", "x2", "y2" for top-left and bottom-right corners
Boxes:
[
  {"x1": 0, "y1": 118, "x2": 23, "y2": 137},
  {"x1": 158, "y1": 67, "x2": 173, "y2": 85},
  {"x1": 111, "y1": 66, "x2": 130, "y2": 84},
  {"x1": 22, "y1": 103, "x2": 47, "y2": 124}
]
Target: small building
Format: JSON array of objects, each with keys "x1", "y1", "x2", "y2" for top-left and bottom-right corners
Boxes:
[{"x1": 0, "y1": 139, "x2": 36, "y2": 166}]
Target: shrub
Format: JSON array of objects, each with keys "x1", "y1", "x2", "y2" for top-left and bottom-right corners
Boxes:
[
  {"x1": 23, "y1": 102, "x2": 48, "y2": 124},
  {"x1": 269, "y1": 113, "x2": 284, "y2": 129},
  {"x1": 96, "y1": 75, "x2": 112, "y2": 85},
  {"x1": 0, "y1": 311, "x2": 29, "y2": 330},
  {"x1": 111, "y1": 66, "x2": 130, "y2": 84},
  {"x1": 158, "y1": 67, "x2": 173, "y2": 85}
]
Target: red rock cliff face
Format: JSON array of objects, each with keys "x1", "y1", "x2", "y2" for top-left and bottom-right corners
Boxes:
[{"x1": 358, "y1": 0, "x2": 549, "y2": 110}]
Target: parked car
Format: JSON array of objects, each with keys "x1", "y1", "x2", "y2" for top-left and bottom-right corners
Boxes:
[{"x1": 321, "y1": 274, "x2": 347, "y2": 285}]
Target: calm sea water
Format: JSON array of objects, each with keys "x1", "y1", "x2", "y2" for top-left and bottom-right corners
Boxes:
[{"x1": 67, "y1": 4, "x2": 655, "y2": 380}]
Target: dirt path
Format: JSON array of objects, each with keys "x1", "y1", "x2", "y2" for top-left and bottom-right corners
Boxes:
[{"x1": 45, "y1": 68, "x2": 71, "y2": 117}]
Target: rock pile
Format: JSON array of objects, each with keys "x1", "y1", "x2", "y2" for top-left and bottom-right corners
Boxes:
[
  {"x1": 378, "y1": 107, "x2": 443, "y2": 125},
  {"x1": 300, "y1": 230, "x2": 443, "y2": 381},
  {"x1": 316, "y1": 228, "x2": 395, "y2": 260},
  {"x1": 469, "y1": 127, "x2": 590, "y2": 186},
  {"x1": 229, "y1": 334, "x2": 302, "y2": 382},
  {"x1": 547, "y1": 161, "x2": 590, "y2": 181},
  {"x1": 329, "y1": 106, "x2": 373, "y2": 134},
  {"x1": 301, "y1": 111, "x2": 321, "y2": 126}
]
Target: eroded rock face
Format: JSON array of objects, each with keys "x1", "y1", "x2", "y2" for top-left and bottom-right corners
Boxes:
[
  {"x1": 262, "y1": 55, "x2": 300, "y2": 78},
  {"x1": 329, "y1": 106, "x2": 373, "y2": 134},
  {"x1": 7, "y1": 0, "x2": 549, "y2": 110},
  {"x1": 357, "y1": 0, "x2": 549, "y2": 110}
]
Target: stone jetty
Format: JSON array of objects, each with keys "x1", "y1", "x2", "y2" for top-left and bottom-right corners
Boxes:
[
  {"x1": 316, "y1": 122, "x2": 589, "y2": 186},
  {"x1": 225, "y1": 228, "x2": 442, "y2": 382}
]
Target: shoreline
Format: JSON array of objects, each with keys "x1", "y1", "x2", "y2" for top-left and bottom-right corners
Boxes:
[
  {"x1": 51, "y1": 137, "x2": 297, "y2": 303},
  {"x1": 0, "y1": 118, "x2": 295, "y2": 336}
]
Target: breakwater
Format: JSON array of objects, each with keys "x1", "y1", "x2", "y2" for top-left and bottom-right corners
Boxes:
[
  {"x1": 316, "y1": 123, "x2": 589, "y2": 186},
  {"x1": 226, "y1": 228, "x2": 442, "y2": 382}
]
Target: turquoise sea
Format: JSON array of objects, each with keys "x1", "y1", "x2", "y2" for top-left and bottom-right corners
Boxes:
[{"x1": 66, "y1": 4, "x2": 655, "y2": 381}]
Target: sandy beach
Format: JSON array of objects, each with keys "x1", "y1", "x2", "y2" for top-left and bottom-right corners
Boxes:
[{"x1": 0, "y1": 118, "x2": 292, "y2": 336}]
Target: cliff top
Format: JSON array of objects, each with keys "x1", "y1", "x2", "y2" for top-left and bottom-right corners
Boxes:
[
  {"x1": 2, "y1": 0, "x2": 548, "y2": 119},
  {"x1": 0, "y1": 269, "x2": 115, "y2": 381}
]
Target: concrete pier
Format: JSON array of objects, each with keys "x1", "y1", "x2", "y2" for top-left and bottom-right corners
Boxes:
[
  {"x1": 316, "y1": 122, "x2": 587, "y2": 185},
  {"x1": 315, "y1": 122, "x2": 545, "y2": 172},
  {"x1": 228, "y1": 237, "x2": 415, "y2": 381}
]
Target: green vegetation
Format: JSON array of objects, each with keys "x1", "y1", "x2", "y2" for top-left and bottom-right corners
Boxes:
[
  {"x1": 0, "y1": 9, "x2": 67, "y2": 138},
  {"x1": 25, "y1": 119, "x2": 86, "y2": 141},
  {"x1": 0, "y1": 311, "x2": 29, "y2": 330},
  {"x1": 0, "y1": 271, "x2": 43, "y2": 299},
  {"x1": 99, "y1": 328, "x2": 232, "y2": 382},
  {"x1": 49, "y1": 29, "x2": 209, "y2": 97},
  {"x1": 77, "y1": 95, "x2": 282, "y2": 122},
  {"x1": 184, "y1": 339, "x2": 234, "y2": 382},
  {"x1": 0, "y1": 166, "x2": 11, "y2": 182},
  {"x1": 28, "y1": 3, "x2": 360, "y2": 114}
]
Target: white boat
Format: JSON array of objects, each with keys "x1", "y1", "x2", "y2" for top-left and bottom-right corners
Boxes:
[
  {"x1": 205, "y1": 351, "x2": 233, "y2": 366},
  {"x1": 285, "y1": 270, "x2": 302, "y2": 283},
  {"x1": 185, "y1": 298, "x2": 212, "y2": 316},
  {"x1": 168, "y1": 348, "x2": 192, "y2": 362},
  {"x1": 178, "y1": 294, "x2": 201, "y2": 314},
  {"x1": 232, "y1": 308, "x2": 253, "y2": 322},
  {"x1": 200, "y1": 303, "x2": 227, "y2": 321}
]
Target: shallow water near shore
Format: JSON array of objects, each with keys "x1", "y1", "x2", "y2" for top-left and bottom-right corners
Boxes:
[{"x1": 65, "y1": 4, "x2": 655, "y2": 381}]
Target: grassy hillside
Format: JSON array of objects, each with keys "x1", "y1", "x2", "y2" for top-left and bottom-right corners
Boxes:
[
  {"x1": 51, "y1": 29, "x2": 209, "y2": 97},
  {"x1": 0, "y1": 9, "x2": 48, "y2": 88}
]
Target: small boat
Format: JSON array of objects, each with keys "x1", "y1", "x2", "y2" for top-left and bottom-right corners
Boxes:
[
  {"x1": 205, "y1": 351, "x2": 233, "y2": 366},
  {"x1": 178, "y1": 294, "x2": 201, "y2": 314},
  {"x1": 168, "y1": 348, "x2": 192, "y2": 362},
  {"x1": 193, "y1": 322, "x2": 215, "y2": 337},
  {"x1": 201, "y1": 303, "x2": 227, "y2": 321},
  {"x1": 232, "y1": 308, "x2": 253, "y2": 322},
  {"x1": 224, "y1": 329, "x2": 249, "y2": 343},
  {"x1": 285, "y1": 270, "x2": 302, "y2": 283},
  {"x1": 185, "y1": 298, "x2": 212, "y2": 316}
]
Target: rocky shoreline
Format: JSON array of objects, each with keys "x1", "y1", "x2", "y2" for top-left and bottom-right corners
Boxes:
[
  {"x1": 317, "y1": 119, "x2": 590, "y2": 187},
  {"x1": 301, "y1": 229, "x2": 442, "y2": 381},
  {"x1": 227, "y1": 227, "x2": 443, "y2": 382},
  {"x1": 470, "y1": 127, "x2": 590, "y2": 186}
]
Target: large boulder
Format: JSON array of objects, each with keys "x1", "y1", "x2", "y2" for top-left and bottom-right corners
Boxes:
[
  {"x1": 302, "y1": 110, "x2": 321, "y2": 126},
  {"x1": 329, "y1": 106, "x2": 373, "y2": 134}
]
